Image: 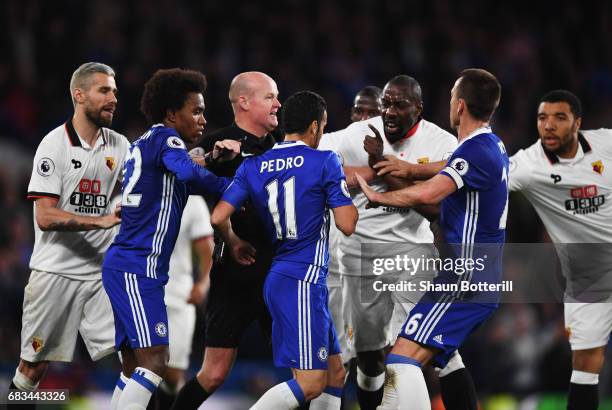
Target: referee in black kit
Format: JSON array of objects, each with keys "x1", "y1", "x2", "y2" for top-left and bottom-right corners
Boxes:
[{"x1": 171, "y1": 71, "x2": 281, "y2": 409}]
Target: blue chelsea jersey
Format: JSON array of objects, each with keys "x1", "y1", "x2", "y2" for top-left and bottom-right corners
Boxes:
[
  {"x1": 438, "y1": 129, "x2": 509, "y2": 289},
  {"x1": 222, "y1": 141, "x2": 353, "y2": 285},
  {"x1": 440, "y1": 129, "x2": 509, "y2": 245},
  {"x1": 103, "y1": 125, "x2": 230, "y2": 282}
]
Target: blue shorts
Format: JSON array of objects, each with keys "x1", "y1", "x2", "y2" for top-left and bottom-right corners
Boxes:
[
  {"x1": 102, "y1": 268, "x2": 169, "y2": 349},
  {"x1": 264, "y1": 271, "x2": 341, "y2": 370},
  {"x1": 398, "y1": 292, "x2": 496, "y2": 368}
]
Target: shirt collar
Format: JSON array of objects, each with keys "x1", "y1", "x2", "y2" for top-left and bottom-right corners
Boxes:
[
  {"x1": 65, "y1": 118, "x2": 106, "y2": 149},
  {"x1": 457, "y1": 126, "x2": 492, "y2": 147},
  {"x1": 273, "y1": 140, "x2": 308, "y2": 149}
]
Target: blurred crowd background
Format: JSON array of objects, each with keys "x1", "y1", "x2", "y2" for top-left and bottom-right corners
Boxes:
[{"x1": 1, "y1": 0, "x2": 611, "y2": 408}]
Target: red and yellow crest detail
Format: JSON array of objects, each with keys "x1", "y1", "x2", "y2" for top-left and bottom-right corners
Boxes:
[
  {"x1": 31, "y1": 337, "x2": 44, "y2": 353},
  {"x1": 591, "y1": 160, "x2": 604, "y2": 175},
  {"x1": 106, "y1": 157, "x2": 116, "y2": 171}
]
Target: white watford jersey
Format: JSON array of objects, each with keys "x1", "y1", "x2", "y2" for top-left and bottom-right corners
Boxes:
[
  {"x1": 165, "y1": 195, "x2": 213, "y2": 306},
  {"x1": 27, "y1": 120, "x2": 129, "y2": 278},
  {"x1": 509, "y1": 129, "x2": 612, "y2": 243},
  {"x1": 320, "y1": 117, "x2": 457, "y2": 271}
]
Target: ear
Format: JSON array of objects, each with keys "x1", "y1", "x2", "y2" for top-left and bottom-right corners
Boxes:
[
  {"x1": 309, "y1": 120, "x2": 319, "y2": 136},
  {"x1": 574, "y1": 116, "x2": 582, "y2": 132},
  {"x1": 166, "y1": 109, "x2": 176, "y2": 124},
  {"x1": 238, "y1": 96, "x2": 249, "y2": 111},
  {"x1": 73, "y1": 88, "x2": 86, "y2": 104},
  {"x1": 457, "y1": 99, "x2": 465, "y2": 117},
  {"x1": 416, "y1": 101, "x2": 424, "y2": 116}
]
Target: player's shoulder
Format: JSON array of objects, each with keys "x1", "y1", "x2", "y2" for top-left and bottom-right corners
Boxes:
[
  {"x1": 511, "y1": 139, "x2": 544, "y2": 163},
  {"x1": 582, "y1": 129, "x2": 612, "y2": 148},
  {"x1": 418, "y1": 119, "x2": 455, "y2": 143},
  {"x1": 102, "y1": 127, "x2": 130, "y2": 148},
  {"x1": 38, "y1": 122, "x2": 69, "y2": 147},
  {"x1": 142, "y1": 124, "x2": 186, "y2": 149},
  {"x1": 456, "y1": 132, "x2": 507, "y2": 168},
  {"x1": 201, "y1": 124, "x2": 244, "y2": 150},
  {"x1": 326, "y1": 116, "x2": 382, "y2": 139}
]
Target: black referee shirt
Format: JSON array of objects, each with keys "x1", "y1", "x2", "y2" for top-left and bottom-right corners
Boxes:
[{"x1": 199, "y1": 123, "x2": 277, "y2": 282}]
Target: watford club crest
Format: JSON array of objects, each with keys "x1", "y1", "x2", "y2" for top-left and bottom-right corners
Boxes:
[
  {"x1": 105, "y1": 156, "x2": 116, "y2": 171},
  {"x1": 31, "y1": 337, "x2": 44, "y2": 353},
  {"x1": 592, "y1": 160, "x2": 604, "y2": 175}
]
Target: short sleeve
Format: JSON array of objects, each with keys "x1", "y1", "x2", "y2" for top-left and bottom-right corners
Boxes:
[
  {"x1": 184, "y1": 196, "x2": 213, "y2": 238},
  {"x1": 319, "y1": 129, "x2": 347, "y2": 153},
  {"x1": 158, "y1": 133, "x2": 189, "y2": 167},
  {"x1": 221, "y1": 161, "x2": 250, "y2": 209},
  {"x1": 320, "y1": 119, "x2": 379, "y2": 166},
  {"x1": 322, "y1": 152, "x2": 353, "y2": 209},
  {"x1": 27, "y1": 136, "x2": 65, "y2": 200},
  {"x1": 440, "y1": 139, "x2": 497, "y2": 191},
  {"x1": 508, "y1": 150, "x2": 533, "y2": 192},
  {"x1": 429, "y1": 130, "x2": 458, "y2": 162}
]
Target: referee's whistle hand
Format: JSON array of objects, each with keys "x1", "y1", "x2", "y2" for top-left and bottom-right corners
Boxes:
[{"x1": 230, "y1": 238, "x2": 256, "y2": 265}]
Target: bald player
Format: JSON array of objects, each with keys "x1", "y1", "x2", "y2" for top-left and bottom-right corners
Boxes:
[{"x1": 171, "y1": 72, "x2": 282, "y2": 409}]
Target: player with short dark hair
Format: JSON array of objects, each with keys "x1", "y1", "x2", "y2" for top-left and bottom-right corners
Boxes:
[
  {"x1": 101, "y1": 68, "x2": 234, "y2": 409},
  {"x1": 357, "y1": 68, "x2": 507, "y2": 409},
  {"x1": 509, "y1": 89, "x2": 612, "y2": 410},
  {"x1": 351, "y1": 86, "x2": 383, "y2": 123},
  {"x1": 212, "y1": 90, "x2": 358, "y2": 409}
]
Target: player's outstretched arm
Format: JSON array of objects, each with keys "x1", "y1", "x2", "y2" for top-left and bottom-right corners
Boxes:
[
  {"x1": 162, "y1": 148, "x2": 231, "y2": 195},
  {"x1": 344, "y1": 166, "x2": 377, "y2": 188},
  {"x1": 374, "y1": 156, "x2": 447, "y2": 181},
  {"x1": 189, "y1": 140, "x2": 242, "y2": 168},
  {"x1": 356, "y1": 173, "x2": 456, "y2": 208},
  {"x1": 331, "y1": 204, "x2": 358, "y2": 236},
  {"x1": 35, "y1": 197, "x2": 120, "y2": 231},
  {"x1": 211, "y1": 200, "x2": 256, "y2": 265}
]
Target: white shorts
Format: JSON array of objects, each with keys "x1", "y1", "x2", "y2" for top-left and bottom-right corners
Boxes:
[
  {"x1": 341, "y1": 274, "x2": 423, "y2": 352},
  {"x1": 20, "y1": 270, "x2": 115, "y2": 362},
  {"x1": 327, "y1": 269, "x2": 355, "y2": 363},
  {"x1": 564, "y1": 302, "x2": 612, "y2": 350},
  {"x1": 167, "y1": 302, "x2": 196, "y2": 370}
]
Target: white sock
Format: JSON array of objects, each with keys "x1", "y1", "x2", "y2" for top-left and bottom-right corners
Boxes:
[
  {"x1": 387, "y1": 363, "x2": 430, "y2": 410},
  {"x1": 378, "y1": 374, "x2": 399, "y2": 410},
  {"x1": 111, "y1": 373, "x2": 130, "y2": 410},
  {"x1": 250, "y1": 381, "x2": 303, "y2": 410},
  {"x1": 570, "y1": 370, "x2": 599, "y2": 385},
  {"x1": 310, "y1": 386, "x2": 343, "y2": 410},
  {"x1": 438, "y1": 351, "x2": 465, "y2": 377},
  {"x1": 118, "y1": 367, "x2": 162, "y2": 410},
  {"x1": 12, "y1": 369, "x2": 39, "y2": 391},
  {"x1": 357, "y1": 367, "x2": 385, "y2": 391}
]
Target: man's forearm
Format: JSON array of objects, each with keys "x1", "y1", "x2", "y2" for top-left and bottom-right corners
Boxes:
[
  {"x1": 381, "y1": 173, "x2": 414, "y2": 190},
  {"x1": 344, "y1": 166, "x2": 376, "y2": 187},
  {"x1": 412, "y1": 161, "x2": 447, "y2": 180},
  {"x1": 37, "y1": 207, "x2": 112, "y2": 231}
]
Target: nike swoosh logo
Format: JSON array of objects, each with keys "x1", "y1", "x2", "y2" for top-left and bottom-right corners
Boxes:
[{"x1": 241, "y1": 152, "x2": 255, "y2": 157}]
